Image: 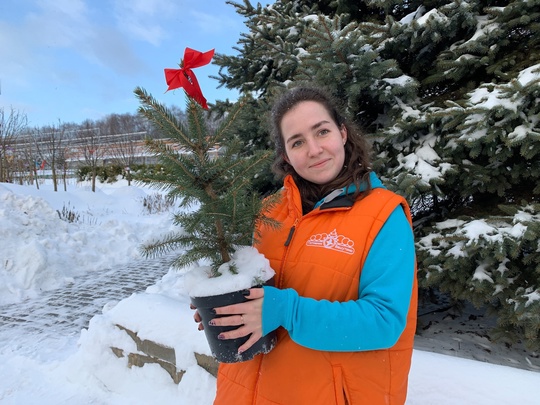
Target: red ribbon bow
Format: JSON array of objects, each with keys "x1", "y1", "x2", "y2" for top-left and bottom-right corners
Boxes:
[{"x1": 164, "y1": 48, "x2": 215, "y2": 109}]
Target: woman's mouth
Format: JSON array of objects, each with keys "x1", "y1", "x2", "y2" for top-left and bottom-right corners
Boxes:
[{"x1": 310, "y1": 159, "x2": 330, "y2": 169}]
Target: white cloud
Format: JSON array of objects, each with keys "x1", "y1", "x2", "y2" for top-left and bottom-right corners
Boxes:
[
  {"x1": 0, "y1": 0, "x2": 148, "y2": 85},
  {"x1": 112, "y1": 0, "x2": 179, "y2": 45},
  {"x1": 31, "y1": 0, "x2": 91, "y2": 47}
]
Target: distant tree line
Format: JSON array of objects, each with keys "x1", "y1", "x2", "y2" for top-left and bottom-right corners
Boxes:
[{"x1": 0, "y1": 104, "x2": 217, "y2": 191}]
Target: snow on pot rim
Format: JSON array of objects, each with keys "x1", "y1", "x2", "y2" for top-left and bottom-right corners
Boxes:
[{"x1": 183, "y1": 246, "x2": 275, "y2": 298}]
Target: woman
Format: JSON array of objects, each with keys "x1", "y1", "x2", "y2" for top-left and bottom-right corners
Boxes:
[{"x1": 195, "y1": 86, "x2": 417, "y2": 405}]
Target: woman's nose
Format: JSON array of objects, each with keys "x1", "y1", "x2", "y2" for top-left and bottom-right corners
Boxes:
[{"x1": 306, "y1": 139, "x2": 323, "y2": 157}]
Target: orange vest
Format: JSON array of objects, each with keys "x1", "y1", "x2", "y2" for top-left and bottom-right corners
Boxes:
[{"x1": 215, "y1": 176, "x2": 418, "y2": 405}]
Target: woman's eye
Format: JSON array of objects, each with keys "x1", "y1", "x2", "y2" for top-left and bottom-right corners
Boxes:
[
  {"x1": 292, "y1": 140, "x2": 303, "y2": 148},
  {"x1": 319, "y1": 129, "x2": 330, "y2": 136}
]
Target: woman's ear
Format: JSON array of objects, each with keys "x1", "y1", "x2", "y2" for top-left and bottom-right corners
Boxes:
[
  {"x1": 283, "y1": 153, "x2": 290, "y2": 164},
  {"x1": 340, "y1": 124, "x2": 348, "y2": 144}
]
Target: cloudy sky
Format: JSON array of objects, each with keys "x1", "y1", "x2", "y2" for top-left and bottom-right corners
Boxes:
[{"x1": 0, "y1": 0, "x2": 254, "y2": 127}]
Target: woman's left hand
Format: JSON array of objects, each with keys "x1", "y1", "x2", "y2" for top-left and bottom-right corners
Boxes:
[{"x1": 209, "y1": 288, "x2": 264, "y2": 354}]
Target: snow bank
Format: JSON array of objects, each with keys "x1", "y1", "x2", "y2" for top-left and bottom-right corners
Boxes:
[{"x1": 0, "y1": 179, "x2": 176, "y2": 304}]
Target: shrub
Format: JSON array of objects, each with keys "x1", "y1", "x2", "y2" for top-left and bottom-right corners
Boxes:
[
  {"x1": 141, "y1": 193, "x2": 176, "y2": 214},
  {"x1": 56, "y1": 203, "x2": 80, "y2": 223}
]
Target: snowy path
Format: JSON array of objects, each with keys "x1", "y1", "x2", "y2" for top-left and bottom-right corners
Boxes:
[{"x1": 0, "y1": 256, "x2": 171, "y2": 360}]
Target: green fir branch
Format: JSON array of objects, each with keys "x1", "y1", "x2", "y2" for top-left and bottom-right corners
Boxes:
[{"x1": 135, "y1": 85, "x2": 277, "y2": 276}]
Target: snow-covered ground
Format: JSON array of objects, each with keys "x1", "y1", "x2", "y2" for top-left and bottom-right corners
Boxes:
[{"x1": 0, "y1": 177, "x2": 539, "y2": 404}]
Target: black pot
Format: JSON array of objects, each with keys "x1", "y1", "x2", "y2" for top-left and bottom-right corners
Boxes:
[{"x1": 190, "y1": 283, "x2": 277, "y2": 363}]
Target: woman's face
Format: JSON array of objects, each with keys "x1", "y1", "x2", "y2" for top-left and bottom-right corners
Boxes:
[{"x1": 281, "y1": 101, "x2": 347, "y2": 185}]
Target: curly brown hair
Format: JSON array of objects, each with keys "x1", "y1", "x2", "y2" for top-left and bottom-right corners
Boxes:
[{"x1": 269, "y1": 86, "x2": 372, "y2": 213}]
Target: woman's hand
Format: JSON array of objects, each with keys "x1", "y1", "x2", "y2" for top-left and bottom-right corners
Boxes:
[
  {"x1": 190, "y1": 304, "x2": 205, "y2": 331},
  {"x1": 210, "y1": 288, "x2": 265, "y2": 354}
]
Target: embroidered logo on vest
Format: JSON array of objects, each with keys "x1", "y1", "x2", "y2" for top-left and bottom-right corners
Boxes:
[{"x1": 306, "y1": 229, "x2": 355, "y2": 255}]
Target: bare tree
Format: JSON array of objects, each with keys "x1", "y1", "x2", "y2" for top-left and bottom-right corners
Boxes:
[
  {"x1": 0, "y1": 107, "x2": 28, "y2": 183},
  {"x1": 108, "y1": 131, "x2": 146, "y2": 185},
  {"x1": 19, "y1": 141, "x2": 40, "y2": 188},
  {"x1": 95, "y1": 113, "x2": 150, "y2": 185},
  {"x1": 77, "y1": 121, "x2": 104, "y2": 192},
  {"x1": 32, "y1": 121, "x2": 69, "y2": 191}
]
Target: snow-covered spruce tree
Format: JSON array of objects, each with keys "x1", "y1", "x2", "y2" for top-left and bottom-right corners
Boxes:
[
  {"x1": 367, "y1": 1, "x2": 540, "y2": 350},
  {"x1": 215, "y1": 0, "x2": 540, "y2": 348},
  {"x1": 134, "y1": 87, "x2": 275, "y2": 275}
]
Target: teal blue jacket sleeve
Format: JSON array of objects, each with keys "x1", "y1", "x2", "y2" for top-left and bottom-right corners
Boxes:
[{"x1": 261, "y1": 205, "x2": 415, "y2": 351}]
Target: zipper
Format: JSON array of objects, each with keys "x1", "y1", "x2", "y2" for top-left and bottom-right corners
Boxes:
[
  {"x1": 284, "y1": 218, "x2": 299, "y2": 247},
  {"x1": 278, "y1": 218, "x2": 299, "y2": 288},
  {"x1": 284, "y1": 225, "x2": 296, "y2": 247}
]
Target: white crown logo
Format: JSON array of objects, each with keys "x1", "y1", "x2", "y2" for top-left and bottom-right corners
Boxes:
[{"x1": 306, "y1": 229, "x2": 355, "y2": 255}]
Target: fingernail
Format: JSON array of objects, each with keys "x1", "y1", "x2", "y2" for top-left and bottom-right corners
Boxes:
[
  {"x1": 238, "y1": 348, "x2": 244, "y2": 354},
  {"x1": 218, "y1": 334, "x2": 225, "y2": 340},
  {"x1": 208, "y1": 308, "x2": 216, "y2": 314},
  {"x1": 208, "y1": 320, "x2": 215, "y2": 326},
  {"x1": 242, "y1": 289, "x2": 250, "y2": 296}
]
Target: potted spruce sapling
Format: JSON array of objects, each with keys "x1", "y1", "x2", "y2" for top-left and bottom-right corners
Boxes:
[{"x1": 134, "y1": 49, "x2": 278, "y2": 363}]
